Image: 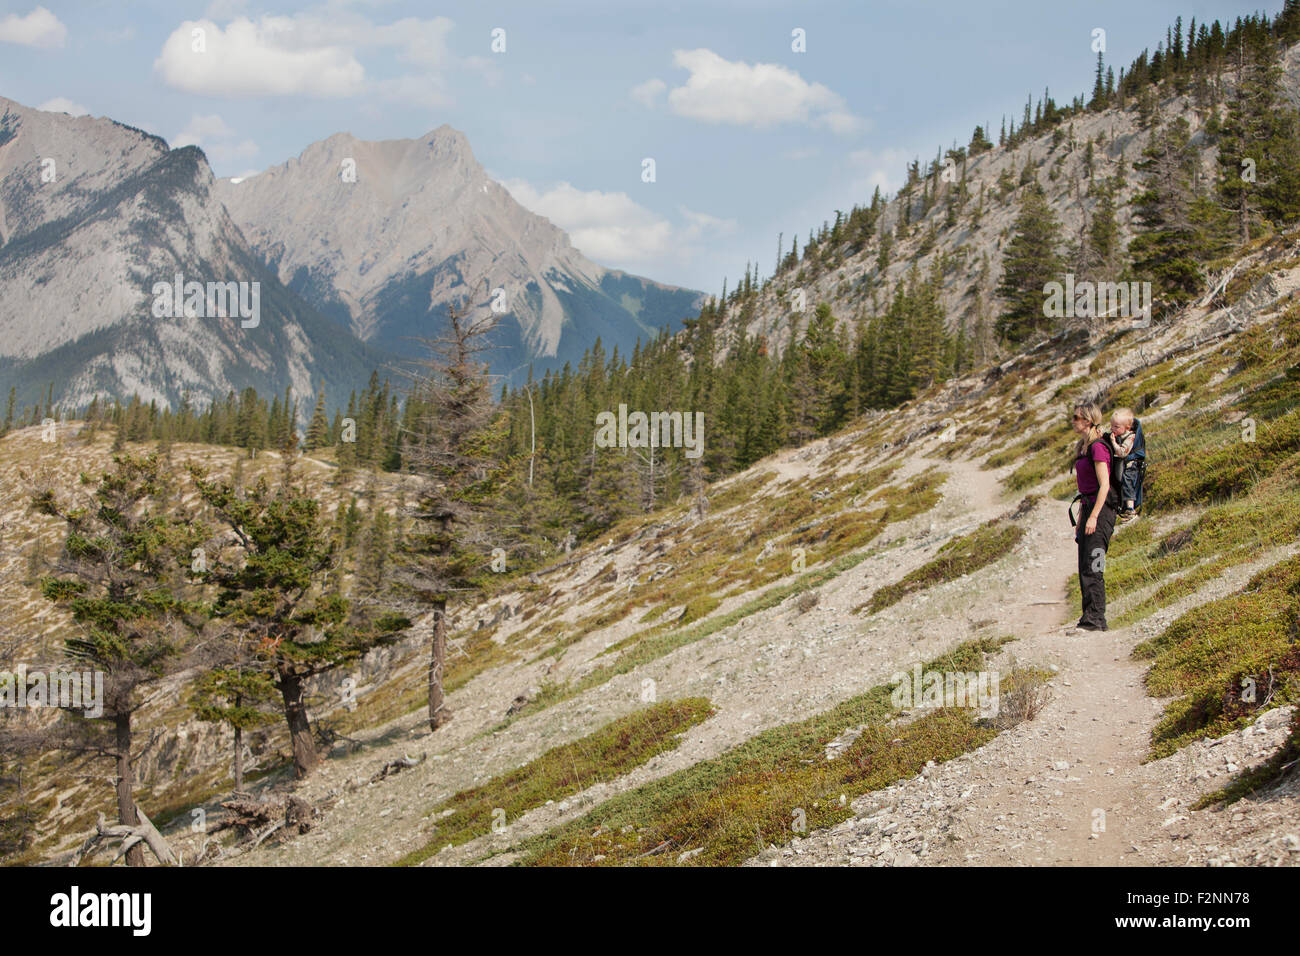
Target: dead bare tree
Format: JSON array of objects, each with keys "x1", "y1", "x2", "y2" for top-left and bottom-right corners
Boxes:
[
  {"x1": 73, "y1": 808, "x2": 178, "y2": 866},
  {"x1": 632, "y1": 441, "x2": 680, "y2": 513}
]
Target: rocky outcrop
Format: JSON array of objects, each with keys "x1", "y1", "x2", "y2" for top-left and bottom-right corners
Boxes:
[
  {"x1": 0, "y1": 96, "x2": 386, "y2": 410},
  {"x1": 215, "y1": 128, "x2": 702, "y2": 383}
]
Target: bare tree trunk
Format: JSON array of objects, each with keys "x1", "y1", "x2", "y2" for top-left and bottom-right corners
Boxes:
[
  {"x1": 75, "y1": 809, "x2": 178, "y2": 867},
  {"x1": 428, "y1": 601, "x2": 449, "y2": 731},
  {"x1": 233, "y1": 721, "x2": 244, "y2": 792},
  {"x1": 113, "y1": 711, "x2": 145, "y2": 867},
  {"x1": 279, "y1": 670, "x2": 319, "y2": 778}
]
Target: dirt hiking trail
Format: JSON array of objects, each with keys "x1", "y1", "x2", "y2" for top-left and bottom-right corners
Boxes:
[{"x1": 758, "y1": 459, "x2": 1299, "y2": 867}]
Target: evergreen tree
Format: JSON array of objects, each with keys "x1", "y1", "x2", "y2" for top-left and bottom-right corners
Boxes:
[
  {"x1": 1130, "y1": 117, "x2": 1214, "y2": 305},
  {"x1": 189, "y1": 466, "x2": 406, "y2": 778},
  {"x1": 996, "y1": 183, "x2": 1064, "y2": 342},
  {"x1": 1279, "y1": 0, "x2": 1300, "y2": 44},
  {"x1": 337, "y1": 392, "x2": 358, "y2": 477},
  {"x1": 357, "y1": 501, "x2": 393, "y2": 597},
  {"x1": 1090, "y1": 51, "x2": 1108, "y2": 109},
  {"x1": 1216, "y1": 32, "x2": 1300, "y2": 241},
  {"x1": 787, "y1": 303, "x2": 847, "y2": 443},
  {"x1": 909, "y1": 262, "x2": 949, "y2": 390},
  {"x1": 876, "y1": 228, "x2": 893, "y2": 272},
  {"x1": 189, "y1": 658, "x2": 277, "y2": 793},
  {"x1": 342, "y1": 496, "x2": 364, "y2": 549},
  {"x1": 398, "y1": 303, "x2": 511, "y2": 732},
  {"x1": 1088, "y1": 176, "x2": 1122, "y2": 278},
  {"x1": 304, "y1": 386, "x2": 330, "y2": 451},
  {"x1": 33, "y1": 454, "x2": 199, "y2": 864},
  {"x1": 877, "y1": 285, "x2": 915, "y2": 406}
]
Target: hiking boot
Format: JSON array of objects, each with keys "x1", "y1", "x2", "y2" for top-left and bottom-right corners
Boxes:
[
  {"x1": 1076, "y1": 621, "x2": 1108, "y2": 632},
  {"x1": 1118, "y1": 509, "x2": 1137, "y2": 523}
]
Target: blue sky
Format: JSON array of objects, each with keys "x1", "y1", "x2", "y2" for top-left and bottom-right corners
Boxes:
[{"x1": 0, "y1": 0, "x2": 1278, "y2": 292}]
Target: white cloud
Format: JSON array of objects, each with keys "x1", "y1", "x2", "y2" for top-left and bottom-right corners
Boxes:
[
  {"x1": 173, "y1": 113, "x2": 258, "y2": 165},
  {"x1": 363, "y1": 16, "x2": 455, "y2": 69},
  {"x1": 173, "y1": 113, "x2": 234, "y2": 144},
  {"x1": 679, "y1": 208, "x2": 739, "y2": 242},
  {"x1": 848, "y1": 147, "x2": 909, "y2": 195},
  {"x1": 461, "y1": 54, "x2": 503, "y2": 88},
  {"x1": 153, "y1": 12, "x2": 471, "y2": 104},
  {"x1": 154, "y1": 17, "x2": 366, "y2": 97},
  {"x1": 504, "y1": 179, "x2": 670, "y2": 263},
  {"x1": 37, "y1": 97, "x2": 88, "y2": 117},
  {"x1": 630, "y1": 78, "x2": 666, "y2": 108},
  {"x1": 653, "y1": 48, "x2": 862, "y2": 134},
  {"x1": 0, "y1": 6, "x2": 66, "y2": 48},
  {"x1": 502, "y1": 178, "x2": 735, "y2": 270}
]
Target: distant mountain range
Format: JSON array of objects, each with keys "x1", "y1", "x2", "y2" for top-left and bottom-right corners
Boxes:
[
  {"x1": 215, "y1": 128, "x2": 703, "y2": 385},
  {"x1": 0, "y1": 96, "x2": 703, "y2": 410}
]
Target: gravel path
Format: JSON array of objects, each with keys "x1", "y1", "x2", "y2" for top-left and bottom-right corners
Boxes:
[{"x1": 750, "y1": 509, "x2": 1300, "y2": 868}]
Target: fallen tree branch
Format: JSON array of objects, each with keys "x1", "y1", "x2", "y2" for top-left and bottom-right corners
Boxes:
[
  {"x1": 211, "y1": 793, "x2": 320, "y2": 857},
  {"x1": 1200, "y1": 262, "x2": 1241, "y2": 308},
  {"x1": 635, "y1": 838, "x2": 675, "y2": 859},
  {"x1": 251, "y1": 819, "x2": 286, "y2": 848},
  {"x1": 73, "y1": 808, "x2": 178, "y2": 867},
  {"x1": 370, "y1": 752, "x2": 426, "y2": 783}
]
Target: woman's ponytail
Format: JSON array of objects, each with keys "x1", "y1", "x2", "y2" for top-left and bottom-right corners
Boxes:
[{"x1": 1069, "y1": 403, "x2": 1105, "y2": 469}]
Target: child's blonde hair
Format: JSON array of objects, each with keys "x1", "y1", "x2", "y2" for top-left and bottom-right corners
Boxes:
[
  {"x1": 1111, "y1": 407, "x2": 1135, "y2": 428},
  {"x1": 1070, "y1": 403, "x2": 1105, "y2": 468}
]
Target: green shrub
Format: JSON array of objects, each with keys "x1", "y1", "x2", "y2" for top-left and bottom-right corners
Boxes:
[
  {"x1": 397, "y1": 697, "x2": 715, "y2": 865},
  {"x1": 678, "y1": 595, "x2": 721, "y2": 625},
  {"x1": 1136, "y1": 554, "x2": 1300, "y2": 759},
  {"x1": 863, "y1": 520, "x2": 1025, "y2": 613},
  {"x1": 1146, "y1": 408, "x2": 1300, "y2": 512},
  {"x1": 513, "y1": 639, "x2": 1009, "y2": 867}
]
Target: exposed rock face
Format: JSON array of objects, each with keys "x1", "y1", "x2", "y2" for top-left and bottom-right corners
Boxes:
[
  {"x1": 0, "y1": 96, "x2": 387, "y2": 410},
  {"x1": 215, "y1": 127, "x2": 703, "y2": 383},
  {"x1": 0, "y1": 103, "x2": 698, "y2": 409},
  {"x1": 709, "y1": 55, "x2": 1300, "y2": 361}
]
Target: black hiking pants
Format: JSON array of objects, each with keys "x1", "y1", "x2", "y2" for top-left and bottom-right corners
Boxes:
[{"x1": 1075, "y1": 497, "x2": 1116, "y2": 629}]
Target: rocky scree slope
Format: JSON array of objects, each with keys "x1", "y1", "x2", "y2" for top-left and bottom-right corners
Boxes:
[{"x1": 0, "y1": 96, "x2": 387, "y2": 411}]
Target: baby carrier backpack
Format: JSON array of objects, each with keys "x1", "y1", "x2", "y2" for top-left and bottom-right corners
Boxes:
[
  {"x1": 1115, "y1": 419, "x2": 1147, "y2": 512},
  {"x1": 1069, "y1": 437, "x2": 1123, "y2": 527}
]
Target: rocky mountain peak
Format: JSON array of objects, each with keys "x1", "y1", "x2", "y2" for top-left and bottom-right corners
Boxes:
[{"x1": 216, "y1": 126, "x2": 700, "y2": 380}]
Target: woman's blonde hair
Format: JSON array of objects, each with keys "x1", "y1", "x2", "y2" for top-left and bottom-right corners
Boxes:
[{"x1": 1070, "y1": 403, "x2": 1105, "y2": 469}]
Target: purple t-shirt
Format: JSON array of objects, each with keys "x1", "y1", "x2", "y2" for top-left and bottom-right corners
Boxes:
[{"x1": 1075, "y1": 439, "x2": 1112, "y2": 497}]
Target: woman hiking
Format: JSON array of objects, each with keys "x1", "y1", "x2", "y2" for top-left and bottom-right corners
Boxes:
[{"x1": 1068, "y1": 403, "x2": 1116, "y2": 632}]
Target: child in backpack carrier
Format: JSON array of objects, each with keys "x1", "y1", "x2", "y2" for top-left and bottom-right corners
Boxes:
[{"x1": 1107, "y1": 408, "x2": 1146, "y2": 522}]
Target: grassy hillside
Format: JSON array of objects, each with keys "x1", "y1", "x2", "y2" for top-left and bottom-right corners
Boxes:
[{"x1": 4, "y1": 223, "x2": 1299, "y2": 866}]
